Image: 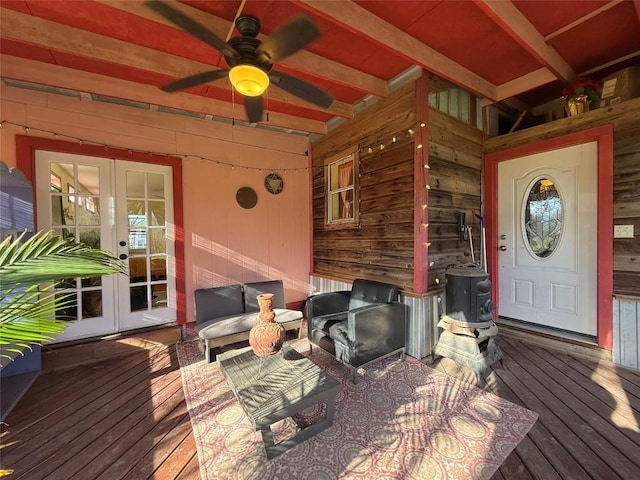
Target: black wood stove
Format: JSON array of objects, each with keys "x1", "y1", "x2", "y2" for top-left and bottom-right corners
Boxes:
[{"x1": 433, "y1": 263, "x2": 503, "y2": 385}]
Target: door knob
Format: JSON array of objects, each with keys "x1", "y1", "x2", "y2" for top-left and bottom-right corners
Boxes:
[
  {"x1": 499, "y1": 245, "x2": 507, "y2": 251},
  {"x1": 119, "y1": 253, "x2": 128, "y2": 260},
  {"x1": 499, "y1": 234, "x2": 506, "y2": 240},
  {"x1": 119, "y1": 240, "x2": 127, "y2": 247}
]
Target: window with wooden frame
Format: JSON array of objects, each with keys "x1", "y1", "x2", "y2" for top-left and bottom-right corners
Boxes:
[
  {"x1": 326, "y1": 150, "x2": 357, "y2": 225},
  {"x1": 428, "y1": 74, "x2": 479, "y2": 128}
]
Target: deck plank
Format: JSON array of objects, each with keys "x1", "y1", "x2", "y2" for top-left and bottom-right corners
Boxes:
[
  {"x1": 503, "y1": 337, "x2": 640, "y2": 449},
  {"x1": 3, "y1": 332, "x2": 640, "y2": 480},
  {"x1": 4, "y1": 348, "x2": 176, "y2": 476},
  {"x1": 500, "y1": 337, "x2": 640, "y2": 479}
]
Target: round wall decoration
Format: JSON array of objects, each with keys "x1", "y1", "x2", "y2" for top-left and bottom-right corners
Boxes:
[
  {"x1": 236, "y1": 186, "x2": 258, "y2": 209},
  {"x1": 264, "y1": 173, "x2": 284, "y2": 195}
]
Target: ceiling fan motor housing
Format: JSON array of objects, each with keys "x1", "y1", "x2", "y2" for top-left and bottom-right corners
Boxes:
[{"x1": 228, "y1": 36, "x2": 272, "y2": 72}]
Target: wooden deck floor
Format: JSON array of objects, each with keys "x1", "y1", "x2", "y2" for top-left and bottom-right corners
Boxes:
[{"x1": 2, "y1": 332, "x2": 640, "y2": 479}]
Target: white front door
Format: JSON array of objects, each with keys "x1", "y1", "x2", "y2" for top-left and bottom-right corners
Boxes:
[
  {"x1": 36, "y1": 152, "x2": 176, "y2": 343},
  {"x1": 497, "y1": 142, "x2": 598, "y2": 336}
]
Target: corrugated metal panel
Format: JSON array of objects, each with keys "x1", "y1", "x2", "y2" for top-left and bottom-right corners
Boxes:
[
  {"x1": 613, "y1": 297, "x2": 640, "y2": 369},
  {"x1": 309, "y1": 275, "x2": 440, "y2": 359}
]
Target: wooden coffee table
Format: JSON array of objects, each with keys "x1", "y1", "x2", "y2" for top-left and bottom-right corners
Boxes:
[{"x1": 217, "y1": 344, "x2": 342, "y2": 459}]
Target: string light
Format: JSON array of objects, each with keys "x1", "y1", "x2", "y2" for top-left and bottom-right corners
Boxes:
[
  {"x1": 359, "y1": 120, "x2": 425, "y2": 154},
  {"x1": 1, "y1": 119, "x2": 312, "y2": 173}
]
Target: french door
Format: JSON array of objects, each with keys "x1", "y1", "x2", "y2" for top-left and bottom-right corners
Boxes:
[
  {"x1": 36, "y1": 151, "x2": 176, "y2": 343},
  {"x1": 497, "y1": 142, "x2": 598, "y2": 336}
]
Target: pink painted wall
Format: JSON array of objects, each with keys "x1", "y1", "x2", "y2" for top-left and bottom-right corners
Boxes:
[{"x1": 1, "y1": 85, "x2": 312, "y2": 324}]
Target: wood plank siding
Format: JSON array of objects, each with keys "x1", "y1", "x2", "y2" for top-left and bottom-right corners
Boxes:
[
  {"x1": 310, "y1": 72, "x2": 483, "y2": 295},
  {"x1": 427, "y1": 107, "x2": 483, "y2": 289},
  {"x1": 3, "y1": 330, "x2": 640, "y2": 479},
  {"x1": 311, "y1": 82, "x2": 417, "y2": 292}
]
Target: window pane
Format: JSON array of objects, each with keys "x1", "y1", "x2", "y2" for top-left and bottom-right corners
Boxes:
[
  {"x1": 79, "y1": 228, "x2": 101, "y2": 249},
  {"x1": 129, "y1": 256, "x2": 147, "y2": 283},
  {"x1": 147, "y1": 173, "x2": 165, "y2": 199},
  {"x1": 152, "y1": 284, "x2": 167, "y2": 308},
  {"x1": 150, "y1": 255, "x2": 167, "y2": 281},
  {"x1": 149, "y1": 228, "x2": 166, "y2": 255},
  {"x1": 127, "y1": 171, "x2": 145, "y2": 198},
  {"x1": 130, "y1": 286, "x2": 148, "y2": 312},
  {"x1": 77, "y1": 196, "x2": 101, "y2": 225},
  {"x1": 524, "y1": 179, "x2": 562, "y2": 258},
  {"x1": 148, "y1": 201, "x2": 166, "y2": 226},
  {"x1": 449, "y1": 89, "x2": 459, "y2": 118},
  {"x1": 82, "y1": 290, "x2": 103, "y2": 318},
  {"x1": 56, "y1": 292, "x2": 77, "y2": 320},
  {"x1": 77, "y1": 165, "x2": 99, "y2": 194}
]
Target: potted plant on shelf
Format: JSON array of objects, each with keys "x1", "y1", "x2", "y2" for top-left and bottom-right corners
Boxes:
[{"x1": 563, "y1": 77, "x2": 603, "y2": 116}]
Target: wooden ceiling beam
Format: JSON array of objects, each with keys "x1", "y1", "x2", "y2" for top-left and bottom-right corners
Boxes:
[
  {"x1": 99, "y1": 0, "x2": 388, "y2": 98},
  {"x1": 493, "y1": 68, "x2": 558, "y2": 103},
  {"x1": 476, "y1": 0, "x2": 575, "y2": 82},
  {"x1": 0, "y1": 55, "x2": 328, "y2": 134},
  {"x1": 0, "y1": 8, "x2": 352, "y2": 118},
  {"x1": 296, "y1": 0, "x2": 497, "y2": 101},
  {"x1": 545, "y1": 1, "x2": 624, "y2": 41}
]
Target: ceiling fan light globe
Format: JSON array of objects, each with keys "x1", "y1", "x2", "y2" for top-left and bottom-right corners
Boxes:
[{"x1": 229, "y1": 65, "x2": 269, "y2": 97}]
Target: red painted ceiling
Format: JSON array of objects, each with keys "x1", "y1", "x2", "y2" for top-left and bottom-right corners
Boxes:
[{"x1": 1, "y1": 0, "x2": 639, "y2": 134}]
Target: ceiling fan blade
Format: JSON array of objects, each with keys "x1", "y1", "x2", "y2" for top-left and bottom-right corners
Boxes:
[
  {"x1": 161, "y1": 70, "x2": 228, "y2": 93},
  {"x1": 244, "y1": 96, "x2": 264, "y2": 123},
  {"x1": 145, "y1": 1, "x2": 238, "y2": 61},
  {"x1": 256, "y1": 14, "x2": 320, "y2": 63},
  {"x1": 269, "y1": 71, "x2": 334, "y2": 109}
]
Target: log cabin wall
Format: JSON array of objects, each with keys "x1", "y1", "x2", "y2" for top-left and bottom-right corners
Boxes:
[
  {"x1": 427, "y1": 108, "x2": 483, "y2": 289},
  {"x1": 310, "y1": 82, "x2": 417, "y2": 291},
  {"x1": 309, "y1": 73, "x2": 484, "y2": 359},
  {"x1": 484, "y1": 98, "x2": 640, "y2": 368}
]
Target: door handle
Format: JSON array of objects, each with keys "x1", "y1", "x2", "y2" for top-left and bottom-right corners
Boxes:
[
  {"x1": 499, "y1": 245, "x2": 507, "y2": 251},
  {"x1": 499, "y1": 234, "x2": 506, "y2": 240},
  {"x1": 119, "y1": 253, "x2": 128, "y2": 260}
]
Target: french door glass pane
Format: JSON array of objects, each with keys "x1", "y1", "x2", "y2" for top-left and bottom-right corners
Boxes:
[
  {"x1": 124, "y1": 169, "x2": 168, "y2": 314},
  {"x1": 49, "y1": 162, "x2": 104, "y2": 322}
]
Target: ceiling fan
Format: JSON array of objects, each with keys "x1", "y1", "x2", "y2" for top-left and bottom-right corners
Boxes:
[{"x1": 145, "y1": 1, "x2": 334, "y2": 123}]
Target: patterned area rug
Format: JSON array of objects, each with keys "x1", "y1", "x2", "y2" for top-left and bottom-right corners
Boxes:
[{"x1": 177, "y1": 339, "x2": 537, "y2": 480}]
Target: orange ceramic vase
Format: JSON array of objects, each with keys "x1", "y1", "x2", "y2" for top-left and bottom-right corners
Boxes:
[{"x1": 248, "y1": 293, "x2": 285, "y2": 357}]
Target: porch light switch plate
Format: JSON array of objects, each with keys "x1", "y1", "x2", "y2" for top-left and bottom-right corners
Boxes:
[{"x1": 614, "y1": 225, "x2": 634, "y2": 238}]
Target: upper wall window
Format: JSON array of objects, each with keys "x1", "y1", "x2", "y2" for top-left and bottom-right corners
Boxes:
[
  {"x1": 326, "y1": 151, "x2": 357, "y2": 225},
  {"x1": 428, "y1": 75, "x2": 479, "y2": 128}
]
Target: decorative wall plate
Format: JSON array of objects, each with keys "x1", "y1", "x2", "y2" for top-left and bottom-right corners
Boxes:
[
  {"x1": 236, "y1": 186, "x2": 258, "y2": 209},
  {"x1": 264, "y1": 173, "x2": 284, "y2": 195}
]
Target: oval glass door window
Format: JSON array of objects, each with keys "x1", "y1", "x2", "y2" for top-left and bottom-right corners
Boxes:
[{"x1": 524, "y1": 178, "x2": 562, "y2": 258}]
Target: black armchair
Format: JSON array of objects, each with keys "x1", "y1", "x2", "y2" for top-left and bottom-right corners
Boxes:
[{"x1": 306, "y1": 279, "x2": 407, "y2": 382}]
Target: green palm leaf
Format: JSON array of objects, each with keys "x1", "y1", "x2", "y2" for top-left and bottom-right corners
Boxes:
[{"x1": 0, "y1": 231, "x2": 127, "y2": 360}]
